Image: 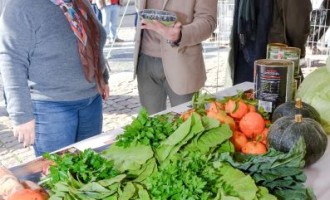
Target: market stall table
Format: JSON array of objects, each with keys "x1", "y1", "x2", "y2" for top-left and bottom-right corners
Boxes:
[{"x1": 9, "y1": 82, "x2": 330, "y2": 200}]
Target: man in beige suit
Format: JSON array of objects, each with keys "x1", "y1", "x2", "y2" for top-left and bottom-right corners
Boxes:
[{"x1": 133, "y1": 0, "x2": 218, "y2": 114}]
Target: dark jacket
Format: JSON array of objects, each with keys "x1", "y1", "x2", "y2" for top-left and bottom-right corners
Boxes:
[
  {"x1": 268, "y1": 0, "x2": 312, "y2": 58},
  {"x1": 229, "y1": 0, "x2": 273, "y2": 85},
  {"x1": 229, "y1": 0, "x2": 312, "y2": 85}
]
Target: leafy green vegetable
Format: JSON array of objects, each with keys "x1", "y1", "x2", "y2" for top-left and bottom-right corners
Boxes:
[
  {"x1": 218, "y1": 138, "x2": 316, "y2": 200},
  {"x1": 41, "y1": 149, "x2": 122, "y2": 200},
  {"x1": 146, "y1": 152, "x2": 276, "y2": 200},
  {"x1": 102, "y1": 142, "x2": 154, "y2": 173},
  {"x1": 146, "y1": 153, "x2": 211, "y2": 200},
  {"x1": 98, "y1": 174, "x2": 126, "y2": 187},
  {"x1": 42, "y1": 102, "x2": 315, "y2": 200},
  {"x1": 217, "y1": 140, "x2": 235, "y2": 154},
  {"x1": 191, "y1": 91, "x2": 216, "y2": 115},
  {"x1": 155, "y1": 113, "x2": 203, "y2": 162},
  {"x1": 215, "y1": 162, "x2": 259, "y2": 200},
  {"x1": 132, "y1": 158, "x2": 157, "y2": 183},
  {"x1": 42, "y1": 149, "x2": 119, "y2": 187},
  {"x1": 118, "y1": 182, "x2": 135, "y2": 200},
  {"x1": 185, "y1": 121, "x2": 232, "y2": 154},
  {"x1": 297, "y1": 65, "x2": 330, "y2": 134},
  {"x1": 135, "y1": 183, "x2": 151, "y2": 200},
  {"x1": 116, "y1": 108, "x2": 182, "y2": 148},
  {"x1": 256, "y1": 187, "x2": 278, "y2": 200}
]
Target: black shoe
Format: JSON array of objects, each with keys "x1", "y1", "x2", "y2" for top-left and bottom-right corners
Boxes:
[{"x1": 114, "y1": 38, "x2": 124, "y2": 42}]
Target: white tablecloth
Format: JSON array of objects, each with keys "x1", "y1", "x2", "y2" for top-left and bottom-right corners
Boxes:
[{"x1": 305, "y1": 137, "x2": 330, "y2": 200}]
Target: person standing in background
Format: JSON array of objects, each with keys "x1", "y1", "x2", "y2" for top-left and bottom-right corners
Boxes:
[
  {"x1": 268, "y1": 0, "x2": 312, "y2": 80},
  {"x1": 228, "y1": 0, "x2": 274, "y2": 85},
  {"x1": 90, "y1": 0, "x2": 102, "y2": 23},
  {"x1": 0, "y1": 0, "x2": 110, "y2": 156},
  {"x1": 228, "y1": 0, "x2": 311, "y2": 85},
  {"x1": 133, "y1": 0, "x2": 218, "y2": 115},
  {"x1": 0, "y1": 0, "x2": 8, "y2": 108},
  {"x1": 99, "y1": 0, "x2": 124, "y2": 43},
  {"x1": 308, "y1": 0, "x2": 330, "y2": 54},
  {"x1": 269, "y1": 0, "x2": 312, "y2": 59},
  {"x1": 0, "y1": 0, "x2": 6, "y2": 15},
  {"x1": 134, "y1": 0, "x2": 138, "y2": 27}
]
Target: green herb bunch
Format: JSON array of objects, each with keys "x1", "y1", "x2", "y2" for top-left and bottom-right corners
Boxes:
[
  {"x1": 116, "y1": 108, "x2": 182, "y2": 148},
  {"x1": 146, "y1": 151, "x2": 255, "y2": 200},
  {"x1": 146, "y1": 152, "x2": 213, "y2": 200},
  {"x1": 41, "y1": 149, "x2": 119, "y2": 190}
]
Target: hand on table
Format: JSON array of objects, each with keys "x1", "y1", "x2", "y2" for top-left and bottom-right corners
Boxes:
[
  {"x1": 13, "y1": 119, "x2": 35, "y2": 147},
  {"x1": 141, "y1": 19, "x2": 182, "y2": 42}
]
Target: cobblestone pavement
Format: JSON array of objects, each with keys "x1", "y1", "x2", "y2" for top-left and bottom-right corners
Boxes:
[{"x1": 0, "y1": 27, "x2": 230, "y2": 168}]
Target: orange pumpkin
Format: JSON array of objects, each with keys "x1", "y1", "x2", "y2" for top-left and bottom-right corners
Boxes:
[{"x1": 239, "y1": 112, "x2": 265, "y2": 138}]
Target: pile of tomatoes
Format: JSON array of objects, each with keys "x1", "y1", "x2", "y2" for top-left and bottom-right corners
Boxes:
[
  {"x1": 209, "y1": 98, "x2": 270, "y2": 155},
  {"x1": 181, "y1": 93, "x2": 270, "y2": 155}
]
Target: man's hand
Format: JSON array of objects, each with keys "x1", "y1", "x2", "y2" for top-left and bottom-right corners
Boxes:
[
  {"x1": 141, "y1": 19, "x2": 182, "y2": 42},
  {"x1": 13, "y1": 119, "x2": 35, "y2": 147}
]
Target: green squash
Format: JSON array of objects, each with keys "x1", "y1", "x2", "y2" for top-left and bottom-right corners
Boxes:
[
  {"x1": 267, "y1": 114, "x2": 328, "y2": 166},
  {"x1": 271, "y1": 98, "x2": 321, "y2": 123}
]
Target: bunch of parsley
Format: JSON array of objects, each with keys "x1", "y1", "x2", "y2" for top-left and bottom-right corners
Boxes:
[
  {"x1": 145, "y1": 152, "x2": 260, "y2": 200},
  {"x1": 116, "y1": 108, "x2": 182, "y2": 148},
  {"x1": 41, "y1": 149, "x2": 119, "y2": 190}
]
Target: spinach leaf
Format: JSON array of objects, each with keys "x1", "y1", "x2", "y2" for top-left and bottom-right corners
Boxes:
[
  {"x1": 218, "y1": 138, "x2": 316, "y2": 200},
  {"x1": 102, "y1": 142, "x2": 154, "y2": 173}
]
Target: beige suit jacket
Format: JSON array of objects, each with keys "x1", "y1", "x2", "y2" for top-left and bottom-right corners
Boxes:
[{"x1": 133, "y1": 0, "x2": 218, "y2": 95}]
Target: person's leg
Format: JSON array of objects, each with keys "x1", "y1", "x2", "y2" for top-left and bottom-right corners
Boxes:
[
  {"x1": 234, "y1": 46, "x2": 255, "y2": 85},
  {"x1": 91, "y1": 4, "x2": 103, "y2": 23},
  {"x1": 165, "y1": 82, "x2": 194, "y2": 107},
  {"x1": 91, "y1": 4, "x2": 98, "y2": 15},
  {"x1": 312, "y1": 3, "x2": 330, "y2": 47},
  {"x1": 137, "y1": 54, "x2": 167, "y2": 115},
  {"x1": 110, "y1": 4, "x2": 120, "y2": 40},
  {"x1": 284, "y1": 0, "x2": 312, "y2": 57},
  {"x1": 76, "y1": 94, "x2": 103, "y2": 142},
  {"x1": 134, "y1": 12, "x2": 138, "y2": 27},
  {"x1": 32, "y1": 100, "x2": 79, "y2": 157},
  {"x1": 96, "y1": 6, "x2": 103, "y2": 23},
  {"x1": 3, "y1": 88, "x2": 7, "y2": 108},
  {"x1": 101, "y1": 6, "x2": 111, "y2": 37}
]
